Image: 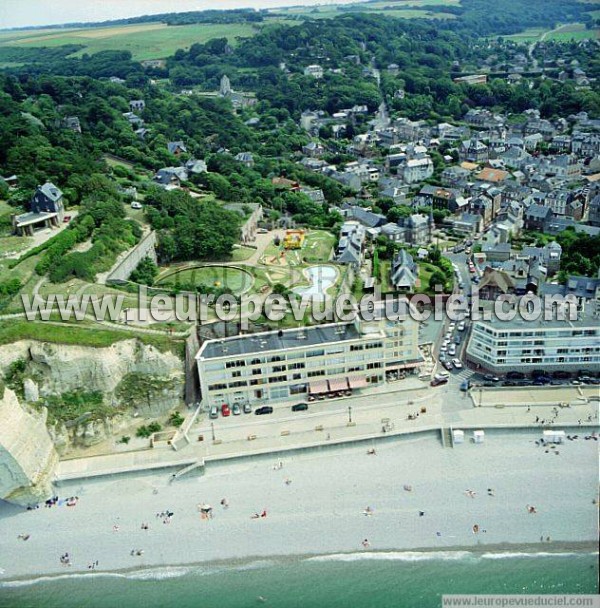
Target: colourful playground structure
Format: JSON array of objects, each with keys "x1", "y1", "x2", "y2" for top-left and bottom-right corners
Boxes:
[{"x1": 283, "y1": 229, "x2": 305, "y2": 250}]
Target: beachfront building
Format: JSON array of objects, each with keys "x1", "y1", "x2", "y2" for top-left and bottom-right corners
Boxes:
[
  {"x1": 466, "y1": 308, "x2": 600, "y2": 375},
  {"x1": 196, "y1": 313, "x2": 421, "y2": 407}
]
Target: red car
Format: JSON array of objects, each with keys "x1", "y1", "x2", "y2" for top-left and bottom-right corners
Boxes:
[
  {"x1": 221, "y1": 404, "x2": 231, "y2": 417},
  {"x1": 63, "y1": 215, "x2": 72, "y2": 223}
]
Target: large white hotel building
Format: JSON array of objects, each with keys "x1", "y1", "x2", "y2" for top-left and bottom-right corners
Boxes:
[{"x1": 196, "y1": 312, "x2": 421, "y2": 407}]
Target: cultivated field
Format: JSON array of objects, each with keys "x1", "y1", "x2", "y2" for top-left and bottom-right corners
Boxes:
[
  {"x1": 0, "y1": 22, "x2": 260, "y2": 60},
  {"x1": 503, "y1": 23, "x2": 599, "y2": 43},
  {"x1": 271, "y1": 0, "x2": 459, "y2": 19}
]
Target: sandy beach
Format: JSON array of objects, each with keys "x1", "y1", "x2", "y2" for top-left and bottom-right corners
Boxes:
[{"x1": 0, "y1": 430, "x2": 598, "y2": 582}]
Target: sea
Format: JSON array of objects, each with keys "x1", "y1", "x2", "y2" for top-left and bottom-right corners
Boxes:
[{"x1": 0, "y1": 550, "x2": 597, "y2": 608}]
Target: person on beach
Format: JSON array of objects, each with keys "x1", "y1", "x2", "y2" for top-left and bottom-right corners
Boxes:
[
  {"x1": 284, "y1": 478, "x2": 292, "y2": 486},
  {"x1": 527, "y1": 505, "x2": 537, "y2": 514},
  {"x1": 362, "y1": 539, "x2": 370, "y2": 548},
  {"x1": 220, "y1": 498, "x2": 229, "y2": 508},
  {"x1": 261, "y1": 509, "x2": 267, "y2": 518},
  {"x1": 251, "y1": 513, "x2": 260, "y2": 519},
  {"x1": 363, "y1": 506, "x2": 373, "y2": 516}
]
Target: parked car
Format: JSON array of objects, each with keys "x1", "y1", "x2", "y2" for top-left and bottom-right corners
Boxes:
[
  {"x1": 454, "y1": 335, "x2": 461, "y2": 345},
  {"x1": 448, "y1": 345, "x2": 456, "y2": 357},
  {"x1": 291, "y1": 403, "x2": 309, "y2": 412},
  {"x1": 209, "y1": 406, "x2": 218, "y2": 419},
  {"x1": 221, "y1": 404, "x2": 231, "y2": 417},
  {"x1": 443, "y1": 361, "x2": 454, "y2": 371},
  {"x1": 506, "y1": 371, "x2": 525, "y2": 380},
  {"x1": 460, "y1": 379, "x2": 470, "y2": 391},
  {"x1": 232, "y1": 404, "x2": 241, "y2": 416},
  {"x1": 458, "y1": 322, "x2": 466, "y2": 332},
  {"x1": 131, "y1": 201, "x2": 143, "y2": 210},
  {"x1": 502, "y1": 380, "x2": 516, "y2": 387},
  {"x1": 452, "y1": 358, "x2": 463, "y2": 369},
  {"x1": 255, "y1": 406, "x2": 274, "y2": 415},
  {"x1": 63, "y1": 215, "x2": 72, "y2": 223},
  {"x1": 257, "y1": 228, "x2": 268, "y2": 234},
  {"x1": 243, "y1": 403, "x2": 252, "y2": 414},
  {"x1": 483, "y1": 374, "x2": 499, "y2": 383},
  {"x1": 431, "y1": 375, "x2": 449, "y2": 387}
]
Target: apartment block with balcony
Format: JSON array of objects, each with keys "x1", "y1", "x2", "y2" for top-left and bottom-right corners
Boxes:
[
  {"x1": 466, "y1": 310, "x2": 600, "y2": 375},
  {"x1": 196, "y1": 314, "x2": 421, "y2": 407}
]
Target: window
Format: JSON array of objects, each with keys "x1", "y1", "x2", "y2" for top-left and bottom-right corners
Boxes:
[
  {"x1": 308, "y1": 370, "x2": 325, "y2": 377},
  {"x1": 228, "y1": 381, "x2": 247, "y2": 388},
  {"x1": 231, "y1": 371, "x2": 242, "y2": 378},
  {"x1": 289, "y1": 362, "x2": 305, "y2": 370},
  {"x1": 208, "y1": 383, "x2": 227, "y2": 391},
  {"x1": 290, "y1": 384, "x2": 307, "y2": 395},
  {"x1": 272, "y1": 365, "x2": 286, "y2": 373},
  {"x1": 307, "y1": 349, "x2": 325, "y2": 357}
]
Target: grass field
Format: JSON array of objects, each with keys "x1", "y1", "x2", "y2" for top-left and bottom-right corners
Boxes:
[
  {"x1": 545, "y1": 23, "x2": 599, "y2": 41},
  {"x1": 274, "y1": 5, "x2": 456, "y2": 19},
  {"x1": 0, "y1": 22, "x2": 259, "y2": 60},
  {"x1": 502, "y1": 23, "x2": 599, "y2": 43},
  {"x1": 0, "y1": 319, "x2": 180, "y2": 352},
  {"x1": 157, "y1": 265, "x2": 254, "y2": 294}
]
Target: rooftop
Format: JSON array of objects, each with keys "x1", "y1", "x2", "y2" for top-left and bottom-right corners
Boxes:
[{"x1": 198, "y1": 322, "x2": 364, "y2": 360}]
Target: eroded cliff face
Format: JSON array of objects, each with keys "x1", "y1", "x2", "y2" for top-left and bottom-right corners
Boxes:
[
  {"x1": 0, "y1": 387, "x2": 58, "y2": 506},
  {"x1": 0, "y1": 339, "x2": 185, "y2": 453}
]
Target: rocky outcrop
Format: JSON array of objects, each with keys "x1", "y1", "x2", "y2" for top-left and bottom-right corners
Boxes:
[
  {"x1": 0, "y1": 387, "x2": 58, "y2": 506},
  {"x1": 0, "y1": 339, "x2": 182, "y2": 397}
]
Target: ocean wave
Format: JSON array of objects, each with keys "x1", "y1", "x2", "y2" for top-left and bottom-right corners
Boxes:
[
  {"x1": 0, "y1": 572, "x2": 125, "y2": 588},
  {"x1": 306, "y1": 551, "x2": 475, "y2": 563},
  {"x1": 0, "y1": 559, "x2": 279, "y2": 588},
  {"x1": 481, "y1": 552, "x2": 586, "y2": 560}
]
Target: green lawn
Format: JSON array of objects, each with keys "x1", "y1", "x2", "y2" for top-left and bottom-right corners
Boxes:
[
  {"x1": 0, "y1": 319, "x2": 180, "y2": 353},
  {"x1": 0, "y1": 22, "x2": 260, "y2": 61},
  {"x1": 545, "y1": 24, "x2": 599, "y2": 41},
  {"x1": 302, "y1": 230, "x2": 336, "y2": 264},
  {"x1": 158, "y1": 265, "x2": 254, "y2": 294},
  {"x1": 501, "y1": 27, "x2": 546, "y2": 43}
]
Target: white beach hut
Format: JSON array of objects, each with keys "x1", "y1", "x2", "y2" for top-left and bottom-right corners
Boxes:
[
  {"x1": 452, "y1": 429, "x2": 465, "y2": 444},
  {"x1": 543, "y1": 430, "x2": 565, "y2": 444},
  {"x1": 472, "y1": 430, "x2": 485, "y2": 444}
]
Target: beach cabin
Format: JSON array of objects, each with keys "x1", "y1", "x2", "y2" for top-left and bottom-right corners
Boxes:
[
  {"x1": 543, "y1": 430, "x2": 565, "y2": 444},
  {"x1": 452, "y1": 429, "x2": 465, "y2": 444},
  {"x1": 472, "y1": 430, "x2": 485, "y2": 444}
]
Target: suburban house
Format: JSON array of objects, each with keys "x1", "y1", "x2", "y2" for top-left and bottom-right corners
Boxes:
[
  {"x1": 234, "y1": 152, "x2": 255, "y2": 167},
  {"x1": 477, "y1": 267, "x2": 516, "y2": 300},
  {"x1": 153, "y1": 167, "x2": 188, "y2": 188},
  {"x1": 524, "y1": 204, "x2": 553, "y2": 231},
  {"x1": 129, "y1": 99, "x2": 145, "y2": 112},
  {"x1": 13, "y1": 182, "x2": 65, "y2": 235},
  {"x1": 167, "y1": 141, "x2": 187, "y2": 156},
  {"x1": 390, "y1": 249, "x2": 418, "y2": 292},
  {"x1": 458, "y1": 139, "x2": 488, "y2": 164},
  {"x1": 336, "y1": 221, "x2": 365, "y2": 268},
  {"x1": 304, "y1": 65, "x2": 324, "y2": 79}
]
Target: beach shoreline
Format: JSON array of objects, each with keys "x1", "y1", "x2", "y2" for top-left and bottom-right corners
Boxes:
[
  {"x1": 1, "y1": 541, "x2": 598, "y2": 585},
  {"x1": 1, "y1": 431, "x2": 598, "y2": 584}
]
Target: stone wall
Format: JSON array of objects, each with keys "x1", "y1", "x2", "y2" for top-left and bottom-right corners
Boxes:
[{"x1": 105, "y1": 230, "x2": 157, "y2": 284}]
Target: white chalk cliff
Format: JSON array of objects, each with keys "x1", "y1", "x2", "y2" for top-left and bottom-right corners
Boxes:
[{"x1": 0, "y1": 387, "x2": 58, "y2": 506}]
